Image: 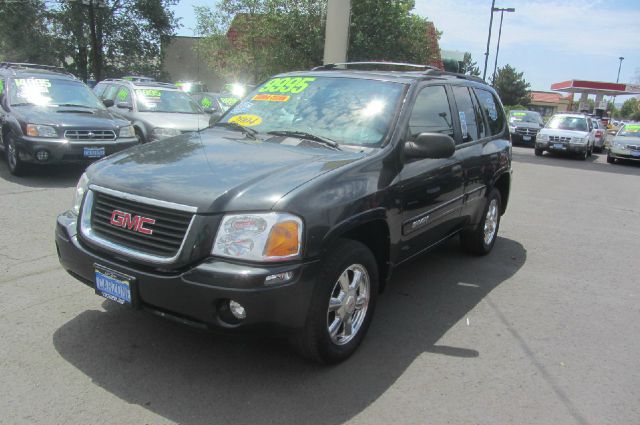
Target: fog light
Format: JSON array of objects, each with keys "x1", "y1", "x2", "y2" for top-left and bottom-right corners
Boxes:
[
  {"x1": 35, "y1": 150, "x2": 50, "y2": 162},
  {"x1": 229, "y1": 300, "x2": 246, "y2": 320},
  {"x1": 265, "y1": 271, "x2": 294, "y2": 285}
]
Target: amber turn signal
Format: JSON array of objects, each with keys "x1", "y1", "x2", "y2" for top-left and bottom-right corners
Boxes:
[{"x1": 264, "y1": 220, "x2": 300, "y2": 258}]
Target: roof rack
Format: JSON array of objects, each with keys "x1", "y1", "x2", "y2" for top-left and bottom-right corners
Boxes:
[
  {"x1": 423, "y1": 68, "x2": 486, "y2": 84},
  {"x1": 312, "y1": 61, "x2": 440, "y2": 71},
  {"x1": 0, "y1": 62, "x2": 72, "y2": 76}
]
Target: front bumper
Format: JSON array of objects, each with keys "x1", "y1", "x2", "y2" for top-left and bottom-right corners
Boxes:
[
  {"x1": 55, "y1": 212, "x2": 319, "y2": 332},
  {"x1": 510, "y1": 132, "x2": 537, "y2": 144},
  {"x1": 609, "y1": 147, "x2": 640, "y2": 161},
  {"x1": 536, "y1": 141, "x2": 588, "y2": 154},
  {"x1": 15, "y1": 135, "x2": 139, "y2": 164}
]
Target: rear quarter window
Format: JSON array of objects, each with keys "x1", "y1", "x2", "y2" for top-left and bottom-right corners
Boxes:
[{"x1": 474, "y1": 88, "x2": 505, "y2": 136}]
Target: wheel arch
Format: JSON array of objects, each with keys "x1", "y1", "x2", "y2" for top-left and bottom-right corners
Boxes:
[{"x1": 493, "y1": 171, "x2": 511, "y2": 215}]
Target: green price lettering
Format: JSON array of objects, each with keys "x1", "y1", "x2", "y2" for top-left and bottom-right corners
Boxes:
[{"x1": 259, "y1": 77, "x2": 315, "y2": 94}]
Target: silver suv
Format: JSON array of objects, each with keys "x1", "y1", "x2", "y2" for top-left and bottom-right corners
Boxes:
[
  {"x1": 94, "y1": 79, "x2": 212, "y2": 143},
  {"x1": 535, "y1": 113, "x2": 596, "y2": 160}
]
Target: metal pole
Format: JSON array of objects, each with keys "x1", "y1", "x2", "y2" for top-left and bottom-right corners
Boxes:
[
  {"x1": 482, "y1": 0, "x2": 496, "y2": 80},
  {"x1": 611, "y1": 57, "x2": 624, "y2": 119},
  {"x1": 491, "y1": 10, "x2": 504, "y2": 84},
  {"x1": 323, "y1": 0, "x2": 351, "y2": 65},
  {"x1": 616, "y1": 56, "x2": 624, "y2": 83}
]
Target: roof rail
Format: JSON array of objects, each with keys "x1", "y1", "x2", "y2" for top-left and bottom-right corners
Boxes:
[
  {"x1": 423, "y1": 68, "x2": 486, "y2": 84},
  {"x1": 312, "y1": 62, "x2": 440, "y2": 71},
  {"x1": 0, "y1": 62, "x2": 72, "y2": 76}
]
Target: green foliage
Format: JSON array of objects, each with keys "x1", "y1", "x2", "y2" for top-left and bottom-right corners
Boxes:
[
  {"x1": 619, "y1": 97, "x2": 640, "y2": 119},
  {"x1": 460, "y1": 53, "x2": 480, "y2": 76},
  {"x1": 0, "y1": 0, "x2": 58, "y2": 64},
  {"x1": 492, "y1": 65, "x2": 531, "y2": 107}
]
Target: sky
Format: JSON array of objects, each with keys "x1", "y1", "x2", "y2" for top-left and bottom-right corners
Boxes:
[{"x1": 172, "y1": 0, "x2": 640, "y2": 99}]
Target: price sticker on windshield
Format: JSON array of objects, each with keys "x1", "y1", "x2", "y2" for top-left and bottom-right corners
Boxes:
[
  {"x1": 136, "y1": 89, "x2": 161, "y2": 97},
  {"x1": 15, "y1": 78, "x2": 51, "y2": 92},
  {"x1": 229, "y1": 114, "x2": 262, "y2": 127},
  {"x1": 259, "y1": 77, "x2": 315, "y2": 94},
  {"x1": 624, "y1": 124, "x2": 640, "y2": 132},
  {"x1": 252, "y1": 94, "x2": 290, "y2": 102}
]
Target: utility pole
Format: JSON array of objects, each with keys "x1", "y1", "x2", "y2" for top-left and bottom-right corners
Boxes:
[
  {"x1": 482, "y1": 0, "x2": 496, "y2": 81},
  {"x1": 491, "y1": 7, "x2": 515, "y2": 84},
  {"x1": 82, "y1": 0, "x2": 105, "y2": 82},
  {"x1": 323, "y1": 0, "x2": 351, "y2": 65}
]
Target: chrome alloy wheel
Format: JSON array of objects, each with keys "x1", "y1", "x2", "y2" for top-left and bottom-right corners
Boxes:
[
  {"x1": 326, "y1": 264, "x2": 370, "y2": 345},
  {"x1": 483, "y1": 198, "x2": 499, "y2": 245}
]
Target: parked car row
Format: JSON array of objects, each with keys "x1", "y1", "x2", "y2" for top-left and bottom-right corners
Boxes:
[{"x1": 535, "y1": 113, "x2": 597, "y2": 160}]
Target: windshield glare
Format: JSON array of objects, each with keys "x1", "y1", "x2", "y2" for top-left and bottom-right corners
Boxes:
[
  {"x1": 546, "y1": 115, "x2": 587, "y2": 132},
  {"x1": 9, "y1": 77, "x2": 104, "y2": 109},
  {"x1": 136, "y1": 89, "x2": 203, "y2": 113},
  {"x1": 618, "y1": 124, "x2": 640, "y2": 137},
  {"x1": 221, "y1": 76, "x2": 404, "y2": 146},
  {"x1": 510, "y1": 111, "x2": 539, "y2": 123}
]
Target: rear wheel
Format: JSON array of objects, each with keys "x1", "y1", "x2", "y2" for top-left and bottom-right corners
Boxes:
[
  {"x1": 4, "y1": 131, "x2": 26, "y2": 176},
  {"x1": 460, "y1": 189, "x2": 501, "y2": 256},
  {"x1": 607, "y1": 154, "x2": 615, "y2": 164},
  {"x1": 534, "y1": 148, "x2": 543, "y2": 156},
  {"x1": 290, "y1": 239, "x2": 378, "y2": 364}
]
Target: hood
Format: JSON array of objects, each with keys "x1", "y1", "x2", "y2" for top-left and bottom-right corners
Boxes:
[
  {"x1": 12, "y1": 105, "x2": 128, "y2": 129},
  {"x1": 87, "y1": 128, "x2": 367, "y2": 213},
  {"x1": 613, "y1": 135, "x2": 640, "y2": 146},
  {"x1": 539, "y1": 128, "x2": 588, "y2": 138},
  {"x1": 509, "y1": 120, "x2": 541, "y2": 129},
  {"x1": 135, "y1": 112, "x2": 211, "y2": 131}
]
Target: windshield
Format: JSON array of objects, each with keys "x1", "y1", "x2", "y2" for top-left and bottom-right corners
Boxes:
[
  {"x1": 618, "y1": 123, "x2": 640, "y2": 137},
  {"x1": 546, "y1": 115, "x2": 588, "y2": 132},
  {"x1": 9, "y1": 77, "x2": 104, "y2": 109},
  {"x1": 135, "y1": 89, "x2": 203, "y2": 113},
  {"x1": 220, "y1": 76, "x2": 404, "y2": 146},
  {"x1": 509, "y1": 111, "x2": 539, "y2": 123}
]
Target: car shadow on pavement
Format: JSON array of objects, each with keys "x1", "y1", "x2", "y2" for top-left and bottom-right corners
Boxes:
[
  {"x1": 53, "y1": 236, "x2": 526, "y2": 425},
  {"x1": 0, "y1": 156, "x2": 85, "y2": 188}
]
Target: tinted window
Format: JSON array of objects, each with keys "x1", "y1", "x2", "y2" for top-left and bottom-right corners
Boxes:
[
  {"x1": 102, "y1": 84, "x2": 118, "y2": 101},
  {"x1": 93, "y1": 82, "x2": 107, "y2": 97},
  {"x1": 134, "y1": 89, "x2": 202, "y2": 114},
  {"x1": 469, "y1": 89, "x2": 487, "y2": 139},
  {"x1": 451, "y1": 85, "x2": 480, "y2": 142},
  {"x1": 547, "y1": 116, "x2": 587, "y2": 131},
  {"x1": 408, "y1": 85, "x2": 454, "y2": 137},
  {"x1": 475, "y1": 88, "x2": 505, "y2": 136}
]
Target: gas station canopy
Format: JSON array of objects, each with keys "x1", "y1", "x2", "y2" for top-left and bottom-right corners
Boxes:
[{"x1": 551, "y1": 80, "x2": 640, "y2": 96}]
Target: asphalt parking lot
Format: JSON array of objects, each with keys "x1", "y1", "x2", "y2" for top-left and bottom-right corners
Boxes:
[{"x1": 1, "y1": 146, "x2": 639, "y2": 425}]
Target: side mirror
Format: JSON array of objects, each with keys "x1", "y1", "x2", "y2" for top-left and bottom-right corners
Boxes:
[
  {"x1": 103, "y1": 99, "x2": 114, "y2": 107},
  {"x1": 116, "y1": 102, "x2": 133, "y2": 110},
  {"x1": 208, "y1": 112, "x2": 223, "y2": 124},
  {"x1": 404, "y1": 132, "x2": 456, "y2": 159}
]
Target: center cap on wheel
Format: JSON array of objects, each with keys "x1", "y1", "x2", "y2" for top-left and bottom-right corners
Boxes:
[{"x1": 345, "y1": 295, "x2": 356, "y2": 313}]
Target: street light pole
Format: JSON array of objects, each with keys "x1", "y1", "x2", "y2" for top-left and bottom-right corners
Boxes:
[
  {"x1": 482, "y1": 0, "x2": 496, "y2": 81},
  {"x1": 491, "y1": 7, "x2": 515, "y2": 85},
  {"x1": 616, "y1": 56, "x2": 624, "y2": 83},
  {"x1": 611, "y1": 56, "x2": 624, "y2": 119}
]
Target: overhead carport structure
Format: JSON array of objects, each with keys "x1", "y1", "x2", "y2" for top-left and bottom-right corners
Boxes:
[{"x1": 551, "y1": 80, "x2": 640, "y2": 116}]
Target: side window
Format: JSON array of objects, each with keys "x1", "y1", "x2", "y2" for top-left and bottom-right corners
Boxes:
[
  {"x1": 115, "y1": 86, "x2": 131, "y2": 104},
  {"x1": 93, "y1": 83, "x2": 106, "y2": 98},
  {"x1": 103, "y1": 84, "x2": 118, "y2": 101},
  {"x1": 451, "y1": 85, "x2": 480, "y2": 142},
  {"x1": 469, "y1": 88, "x2": 487, "y2": 139},
  {"x1": 408, "y1": 85, "x2": 454, "y2": 138},
  {"x1": 474, "y1": 88, "x2": 506, "y2": 136}
]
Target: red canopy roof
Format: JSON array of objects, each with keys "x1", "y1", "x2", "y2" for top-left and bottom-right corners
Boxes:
[{"x1": 551, "y1": 80, "x2": 640, "y2": 95}]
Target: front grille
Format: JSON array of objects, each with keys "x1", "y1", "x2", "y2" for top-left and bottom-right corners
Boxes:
[
  {"x1": 549, "y1": 136, "x2": 571, "y2": 143},
  {"x1": 515, "y1": 127, "x2": 538, "y2": 136},
  {"x1": 65, "y1": 130, "x2": 116, "y2": 141},
  {"x1": 90, "y1": 191, "x2": 193, "y2": 257}
]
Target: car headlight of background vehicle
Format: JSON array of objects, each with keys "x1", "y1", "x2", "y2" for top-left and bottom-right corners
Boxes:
[
  {"x1": 119, "y1": 125, "x2": 135, "y2": 138},
  {"x1": 537, "y1": 133, "x2": 549, "y2": 141},
  {"x1": 72, "y1": 173, "x2": 90, "y2": 215},
  {"x1": 212, "y1": 213, "x2": 303, "y2": 262},
  {"x1": 26, "y1": 124, "x2": 57, "y2": 138},
  {"x1": 614, "y1": 141, "x2": 627, "y2": 149},
  {"x1": 151, "y1": 127, "x2": 181, "y2": 139},
  {"x1": 571, "y1": 136, "x2": 587, "y2": 144}
]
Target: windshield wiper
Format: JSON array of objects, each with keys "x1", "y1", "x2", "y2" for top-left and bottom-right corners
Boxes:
[
  {"x1": 10, "y1": 102, "x2": 35, "y2": 106},
  {"x1": 267, "y1": 130, "x2": 341, "y2": 150},
  {"x1": 212, "y1": 122, "x2": 257, "y2": 139},
  {"x1": 56, "y1": 103, "x2": 95, "y2": 108}
]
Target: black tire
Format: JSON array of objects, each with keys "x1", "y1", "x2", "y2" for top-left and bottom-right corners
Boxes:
[
  {"x1": 580, "y1": 149, "x2": 588, "y2": 160},
  {"x1": 534, "y1": 148, "x2": 543, "y2": 156},
  {"x1": 588, "y1": 146, "x2": 593, "y2": 157},
  {"x1": 460, "y1": 188, "x2": 502, "y2": 256},
  {"x1": 290, "y1": 239, "x2": 378, "y2": 364},
  {"x1": 4, "y1": 131, "x2": 26, "y2": 176},
  {"x1": 607, "y1": 154, "x2": 615, "y2": 164},
  {"x1": 135, "y1": 128, "x2": 146, "y2": 144}
]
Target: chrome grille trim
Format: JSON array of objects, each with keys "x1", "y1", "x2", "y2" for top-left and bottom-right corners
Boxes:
[
  {"x1": 65, "y1": 129, "x2": 116, "y2": 141},
  {"x1": 549, "y1": 136, "x2": 571, "y2": 143},
  {"x1": 515, "y1": 127, "x2": 538, "y2": 136}
]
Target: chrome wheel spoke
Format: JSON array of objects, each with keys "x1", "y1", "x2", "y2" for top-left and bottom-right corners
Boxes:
[
  {"x1": 355, "y1": 295, "x2": 367, "y2": 310},
  {"x1": 343, "y1": 316, "x2": 354, "y2": 337},
  {"x1": 326, "y1": 263, "x2": 371, "y2": 346},
  {"x1": 338, "y1": 272, "x2": 350, "y2": 293},
  {"x1": 350, "y1": 269, "x2": 362, "y2": 291},
  {"x1": 328, "y1": 316, "x2": 343, "y2": 338},
  {"x1": 328, "y1": 297, "x2": 342, "y2": 312}
]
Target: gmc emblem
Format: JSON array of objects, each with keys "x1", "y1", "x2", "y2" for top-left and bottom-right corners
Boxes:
[{"x1": 109, "y1": 210, "x2": 156, "y2": 235}]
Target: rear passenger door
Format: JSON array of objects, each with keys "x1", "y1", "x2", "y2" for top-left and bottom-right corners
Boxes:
[{"x1": 397, "y1": 84, "x2": 465, "y2": 261}]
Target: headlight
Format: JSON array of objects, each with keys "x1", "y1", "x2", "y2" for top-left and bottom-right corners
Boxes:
[
  {"x1": 119, "y1": 125, "x2": 135, "y2": 138},
  {"x1": 151, "y1": 127, "x2": 181, "y2": 140},
  {"x1": 537, "y1": 133, "x2": 548, "y2": 141},
  {"x1": 614, "y1": 141, "x2": 627, "y2": 149},
  {"x1": 571, "y1": 137, "x2": 587, "y2": 144},
  {"x1": 26, "y1": 124, "x2": 57, "y2": 138},
  {"x1": 212, "y1": 213, "x2": 303, "y2": 261},
  {"x1": 72, "y1": 173, "x2": 90, "y2": 215}
]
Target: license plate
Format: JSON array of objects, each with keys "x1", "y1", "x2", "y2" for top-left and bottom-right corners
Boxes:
[
  {"x1": 631, "y1": 151, "x2": 640, "y2": 157},
  {"x1": 84, "y1": 147, "x2": 105, "y2": 158},
  {"x1": 553, "y1": 143, "x2": 565, "y2": 149},
  {"x1": 95, "y1": 265, "x2": 133, "y2": 305},
  {"x1": 523, "y1": 136, "x2": 531, "y2": 141}
]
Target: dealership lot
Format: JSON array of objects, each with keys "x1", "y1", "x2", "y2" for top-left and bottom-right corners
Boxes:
[{"x1": 0, "y1": 147, "x2": 638, "y2": 425}]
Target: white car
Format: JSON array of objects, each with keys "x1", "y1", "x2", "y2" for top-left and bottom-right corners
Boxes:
[
  {"x1": 535, "y1": 113, "x2": 596, "y2": 160},
  {"x1": 607, "y1": 123, "x2": 640, "y2": 164}
]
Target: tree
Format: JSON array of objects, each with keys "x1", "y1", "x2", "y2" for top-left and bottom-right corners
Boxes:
[
  {"x1": 619, "y1": 97, "x2": 639, "y2": 119},
  {"x1": 492, "y1": 64, "x2": 531, "y2": 106},
  {"x1": 0, "y1": 0, "x2": 58, "y2": 65},
  {"x1": 459, "y1": 53, "x2": 480, "y2": 76}
]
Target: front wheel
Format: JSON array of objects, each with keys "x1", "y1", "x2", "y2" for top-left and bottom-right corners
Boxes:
[
  {"x1": 290, "y1": 239, "x2": 378, "y2": 364},
  {"x1": 4, "y1": 131, "x2": 26, "y2": 176},
  {"x1": 460, "y1": 188, "x2": 502, "y2": 256},
  {"x1": 607, "y1": 154, "x2": 615, "y2": 164},
  {"x1": 534, "y1": 148, "x2": 543, "y2": 156}
]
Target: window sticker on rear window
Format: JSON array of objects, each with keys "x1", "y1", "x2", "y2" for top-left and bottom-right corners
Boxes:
[
  {"x1": 485, "y1": 98, "x2": 498, "y2": 120},
  {"x1": 201, "y1": 97, "x2": 213, "y2": 108},
  {"x1": 258, "y1": 77, "x2": 316, "y2": 94},
  {"x1": 252, "y1": 94, "x2": 290, "y2": 102},
  {"x1": 228, "y1": 114, "x2": 262, "y2": 127},
  {"x1": 459, "y1": 111, "x2": 468, "y2": 138},
  {"x1": 117, "y1": 89, "x2": 128, "y2": 101}
]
